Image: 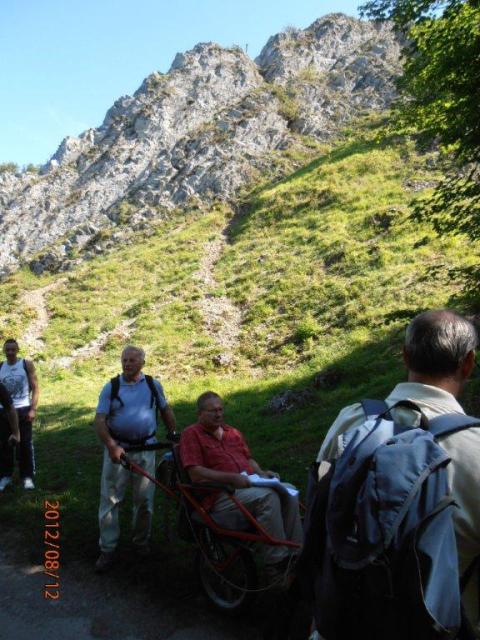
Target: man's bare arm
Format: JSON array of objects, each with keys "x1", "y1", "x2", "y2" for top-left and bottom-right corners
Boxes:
[
  {"x1": 160, "y1": 405, "x2": 176, "y2": 434},
  {"x1": 7, "y1": 406, "x2": 20, "y2": 444},
  {"x1": 94, "y1": 412, "x2": 124, "y2": 463},
  {"x1": 188, "y1": 465, "x2": 250, "y2": 489},
  {"x1": 248, "y1": 458, "x2": 279, "y2": 479},
  {"x1": 25, "y1": 360, "x2": 39, "y2": 421}
]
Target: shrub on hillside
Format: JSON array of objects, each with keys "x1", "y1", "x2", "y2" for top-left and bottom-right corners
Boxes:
[
  {"x1": 0, "y1": 162, "x2": 18, "y2": 174},
  {"x1": 293, "y1": 314, "x2": 321, "y2": 344}
]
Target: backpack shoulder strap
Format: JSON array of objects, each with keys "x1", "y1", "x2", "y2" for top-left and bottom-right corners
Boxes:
[
  {"x1": 22, "y1": 359, "x2": 33, "y2": 392},
  {"x1": 109, "y1": 375, "x2": 123, "y2": 409},
  {"x1": 361, "y1": 399, "x2": 389, "y2": 418},
  {"x1": 144, "y1": 374, "x2": 161, "y2": 410},
  {"x1": 429, "y1": 413, "x2": 480, "y2": 438}
]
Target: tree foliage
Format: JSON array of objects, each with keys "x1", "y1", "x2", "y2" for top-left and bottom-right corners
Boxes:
[
  {"x1": 360, "y1": 0, "x2": 465, "y2": 26},
  {"x1": 360, "y1": 0, "x2": 480, "y2": 302},
  {"x1": 398, "y1": 3, "x2": 480, "y2": 157}
]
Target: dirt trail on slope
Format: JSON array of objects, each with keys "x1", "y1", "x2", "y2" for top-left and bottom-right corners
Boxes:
[
  {"x1": 194, "y1": 230, "x2": 242, "y2": 365},
  {"x1": 20, "y1": 280, "x2": 66, "y2": 354},
  {"x1": 53, "y1": 319, "x2": 136, "y2": 368}
]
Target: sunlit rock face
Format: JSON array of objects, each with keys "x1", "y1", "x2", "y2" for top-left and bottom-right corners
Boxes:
[{"x1": 0, "y1": 14, "x2": 401, "y2": 276}]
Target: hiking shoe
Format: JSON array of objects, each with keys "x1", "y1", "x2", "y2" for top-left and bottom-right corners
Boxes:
[
  {"x1": 22, "y1": 477, "x2": 35, "y2": 490},
  {"x1": 95, "y1": 551, "x2": 116, "y2": 573},
  {"x1": 0, "y1": 476, "x2": 12, "y2": 492}
]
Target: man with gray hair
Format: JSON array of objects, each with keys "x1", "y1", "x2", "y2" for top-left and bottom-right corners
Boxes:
[
  {"x1": 94, "y1": 345, "x2": 177, "y2": 572},
  {"x1": 317, "y1": 309, "x2": 479, "y2": 631}
]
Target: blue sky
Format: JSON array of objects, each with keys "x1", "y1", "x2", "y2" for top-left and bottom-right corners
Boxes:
[{"x1": 0, "y1": 1, "x2": 360, "y2": 166}]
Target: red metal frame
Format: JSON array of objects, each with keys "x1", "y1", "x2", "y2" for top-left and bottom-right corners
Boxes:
[{"x1": 124, "y1": 457, "x2": 301, "y2": 550}]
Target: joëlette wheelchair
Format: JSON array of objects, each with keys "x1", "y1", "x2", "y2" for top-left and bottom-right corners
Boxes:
[{"x1": 121, "y1": 441, "x2": 301, "y2": 614}]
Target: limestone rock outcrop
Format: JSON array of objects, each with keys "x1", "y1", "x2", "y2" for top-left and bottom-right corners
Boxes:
[
  {"x1": 256, "y1": 13, "x2": 402, "y2": 138},
  {"x1": 0, "y1": 14, "x2": 402, "y2": 276}
]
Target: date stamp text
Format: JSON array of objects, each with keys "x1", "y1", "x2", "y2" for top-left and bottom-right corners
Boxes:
[{"x1": 43, "y1": 500, "x2": 61, "y2": 600}]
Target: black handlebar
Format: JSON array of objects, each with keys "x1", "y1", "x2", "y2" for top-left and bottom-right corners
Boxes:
[{"x1": 123, "y1": 441, "x2": 173, "y2": 452}]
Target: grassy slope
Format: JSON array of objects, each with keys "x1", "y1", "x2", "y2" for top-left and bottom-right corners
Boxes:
[
  {"x1": 1, "y1": 120, "x2": 478, "y2": 562},
  {"x1": 219, "y1": 126, "x2": 473, "y2": 372}
]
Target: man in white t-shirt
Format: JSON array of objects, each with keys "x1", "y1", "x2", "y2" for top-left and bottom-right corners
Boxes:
[
  {"x1": 317, "y1": 310, "x2": 480, "y2": 633},
  {"x1": 0, "y1": 338, "x2": 39, "y2": 491}
]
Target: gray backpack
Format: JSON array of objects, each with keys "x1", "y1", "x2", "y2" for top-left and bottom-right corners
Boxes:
[{"x1": 296, "y1": 400, "x2": 480, "y2": 640}]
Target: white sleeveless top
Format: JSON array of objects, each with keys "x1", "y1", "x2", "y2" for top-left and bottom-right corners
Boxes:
[{"x1": 0, "y1": 359, "x2": 30, "y2": 408}]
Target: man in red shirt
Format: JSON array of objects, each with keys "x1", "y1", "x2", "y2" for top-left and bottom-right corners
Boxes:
[{"x1": 180, "y1": 391, "x2": 303, "y2": 573}]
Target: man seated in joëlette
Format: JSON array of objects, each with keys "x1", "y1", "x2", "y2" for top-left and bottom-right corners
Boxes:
[{"x1": 179, "y1": 391, "x2": 303, "y2": 577}]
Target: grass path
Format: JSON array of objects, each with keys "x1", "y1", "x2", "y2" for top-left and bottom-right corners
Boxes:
[
  {"x1": 20, "y1": 278, "x2": 136, "y2": 368},
  {"x1": 53, "y1": 318, "x2": 136, "y2": 368},
  {"x1": 194, "y1": 227, "x2": 243, "y2": 365},
  {"x1": 20, "y1": 279, "x2": 66, "y2": 354}
]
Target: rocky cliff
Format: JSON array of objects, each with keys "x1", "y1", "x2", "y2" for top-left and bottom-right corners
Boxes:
[{"x1": 0, "y1": 13, "x2": 402, "y2": 276}]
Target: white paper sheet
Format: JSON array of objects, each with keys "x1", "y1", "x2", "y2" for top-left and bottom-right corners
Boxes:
[{"x1": 241, "y1": 472, "x2": 299, "y2": 497}]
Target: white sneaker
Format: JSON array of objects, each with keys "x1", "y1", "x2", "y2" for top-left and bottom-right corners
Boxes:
[
  {"x1": 22, "y1": 477, "x2": 35, "y2": 490},
  {"x1": 0, "y1": 476, "x2": 12, "y2": 491}
]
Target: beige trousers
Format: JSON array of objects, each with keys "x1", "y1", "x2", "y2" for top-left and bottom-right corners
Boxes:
[
  {"x1": 98, "y1": 448, "x2": 156, "y2": 552},
  {"x1": 211, "y1": 484, "x2": 303, "y2": 565}
]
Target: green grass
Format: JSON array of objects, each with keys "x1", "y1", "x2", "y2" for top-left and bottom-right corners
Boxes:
[
  {"x1": 1, "y1": 118, "x2": 479, "y2": 571},
  {"x1": 217, "y1": 125, "x2": 476, "y2": 372},
  {"x1": 33, "y1": 205, "x2": 234, "y2": 378}
]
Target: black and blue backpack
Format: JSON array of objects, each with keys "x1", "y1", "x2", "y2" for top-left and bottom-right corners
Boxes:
[
  {"x1": 109, "y1": 373, "x2": 162, "y2": 412},
  {"x1": 296, "y1": 399, "x2": 480, "y2": 640}
]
